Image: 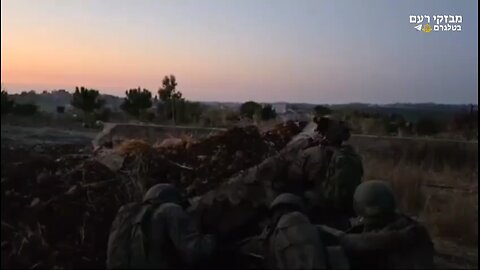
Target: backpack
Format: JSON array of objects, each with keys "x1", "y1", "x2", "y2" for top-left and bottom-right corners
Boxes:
[
  {"x1": 106, "y1": 202, "x2": 153, "y2": 269},
  {"x1": 322, "y1": 145, "x2": 363, "y2": 215}
]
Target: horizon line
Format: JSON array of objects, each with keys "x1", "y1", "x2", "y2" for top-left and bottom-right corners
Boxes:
[{"x1": 6, "y1": 90, "x2": 478, "y2": 107}]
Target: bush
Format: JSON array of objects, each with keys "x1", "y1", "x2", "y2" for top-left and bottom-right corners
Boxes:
[
  {"x1": 56, "y1": 106, "x2": 65, "y2": 114},
  {"x1": 71, "y1": 87, "x2": 105, "y2": 113},
  {"x1": 139, "y1": 110, "x2": 155, "y2": 122},
  {"x1": 360, "y1": 118, "x2": 387, "y2": 135},
  {"x1": 314, "y1": 105, "x2": 332, "y2": 116},
  {"x1": 416, "y1": 117, "x2": 442, "y2": 136},
  {"x1": 1, "y1": 90, "x2": 15, "y2": 116},
  {"x1": 240, "y1": 101, "x2": 262, "y2": 119},
  {"x1": 12, "y1": 103, "x2": 38, "y2": 116},
  {"x1": 93, "y1": 108, "x2": 111, "y2": 122},
  {"x1": 121, "y1": 88, "x2": 153, "y2": 119},
  {"x1": 261, "y1": 105, "x2": 277, "y2": 120}
]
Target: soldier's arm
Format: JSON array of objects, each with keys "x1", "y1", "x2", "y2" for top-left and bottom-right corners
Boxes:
[
  {"x1": 328, "y1": 155, "x2": 362, "y2": 209},
  {"x1": 340, "y1": 224, "x2": 420, "y2": 254},
  {"x1": 163, "y1": 204, "x2": 217, "y2": 265}
]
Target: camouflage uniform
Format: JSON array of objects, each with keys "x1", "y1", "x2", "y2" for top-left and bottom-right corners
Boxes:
[
  {"x1": 262, "y1": 193, "x2": 328, "y2": 269},
  {"x1": 289, "y1": 116, "x2": 363, "y2": 229},
  {"x1": 342, "y1": 213, "x2": 434, "y2": 269},
  {"x1": 145, "y1": 203, "x2": 217, "y2": 269},
  {"x1": 131, "y1": 184, "x2": 216, "y2": 269},
  {"x1": 322, "y1": 180, "x2": 434, "y2": 269}
]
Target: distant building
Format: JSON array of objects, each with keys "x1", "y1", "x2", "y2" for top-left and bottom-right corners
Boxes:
[{"x1": 279, "y1": 109, "x2": 309, "y2": 122}]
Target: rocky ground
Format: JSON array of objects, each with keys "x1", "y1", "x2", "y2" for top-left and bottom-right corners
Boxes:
[{"x1": 1, "y1": 121, "x2": 307, "y2": 269}]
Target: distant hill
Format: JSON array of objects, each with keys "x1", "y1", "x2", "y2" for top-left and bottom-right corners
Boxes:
[
  {"x1": 7, "y1": 90, "x2": 476, "y2": 122},
  {"x1": 329, "y1": 103, "x2": 476, "y2": 122}
]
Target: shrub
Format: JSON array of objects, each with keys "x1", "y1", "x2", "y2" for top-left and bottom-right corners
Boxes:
[
  {"x1": 12, "y1": 103, "x2": 38, "y2": 116},
  {"x1": 1, "y1": 90, "x2": 15, "y2": 115},
  {"x1": 416, "y1": 117, "x2": 442, "y2": 136},
  {"x1": 314, "y1": 105, "x2": 332, "y2": 116}
]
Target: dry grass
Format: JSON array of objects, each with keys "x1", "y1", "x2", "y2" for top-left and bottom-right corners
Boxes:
[
  {"x1": 116, "y1": 139, "x2": 153, "y2": 156},
  {"x1": 153, "y1": 134, "x2": 198, "y2": 150},
  {"x1": 354, "y1": 137, "x2": 478, "y2": 247}
]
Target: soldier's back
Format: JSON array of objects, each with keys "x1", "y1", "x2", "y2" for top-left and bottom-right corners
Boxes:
[
  {"x1": 268, "y1": 211, "x2": 327, "y2": 269},
  {"x1": 384, "y1": 214, "x2": 434, "y2": 269},
  {"x1": 343, "y1": 214, "x2": 434, "y2": 270}
]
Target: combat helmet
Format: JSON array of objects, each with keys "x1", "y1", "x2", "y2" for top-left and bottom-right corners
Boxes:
[
  {"x1": 269, "y1": 193, "x2": 306, "y2": 213},
  {"x1": 353, "y1": 180, "x2": 397, "y2": 218},
  {"x1": 143, "y1": 183, "x2": 186, "y2": 206}
]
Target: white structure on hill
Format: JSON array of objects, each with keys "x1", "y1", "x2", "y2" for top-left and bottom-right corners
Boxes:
[{"x1": 272, "y1": 103, "x2": 288, "y2": 114}]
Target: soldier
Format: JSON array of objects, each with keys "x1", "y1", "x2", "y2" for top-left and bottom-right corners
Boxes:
[
  {"x1": 240, "y1": 193, "x2": 327, "y2": 269},
  {"x1": 106, "y1": 183, "x2": 217, "y2": 269},
  {"x1": 319, "y1": 180, "x2": 434, "y2": 269},
  {"x1": 289, "y1": 115, "x2": 363, "y2": 229}
]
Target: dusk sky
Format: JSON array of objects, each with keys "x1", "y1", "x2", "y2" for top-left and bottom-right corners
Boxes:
[{"x1": 1, "y1": 0, "x2": 478, "y2": 104}]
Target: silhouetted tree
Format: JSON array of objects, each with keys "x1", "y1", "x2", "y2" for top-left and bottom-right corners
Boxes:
[
  {"x1": 158, "y1": 75, "x2": 178, "y2": 101},
  {"x1": 450, "y1": 106, "x2": 478, "y2": 139},
  {"x1": 121, "y1": 87, "x2": 153, "y2": 119},
  {"x1": 94, "y1": 108, "x2": 111, "y2": 122},
  {"x1": 382, "y1": 114, "x2": 407, "y2": 135},
  {"x1": 12, "y1": 103, "x2": 38, "y2": 116},
  {"x1": 416, "y1": 117, "x2": 442, "y2": 136},
  {"x1": 1, "y1": 90, "x2": 15, "y2": 116},
  {"x1": 71, "y1": 87, "x2": 105, "y2": 126},
  {"x1": 261, "y1": 104, "x2": 277, "y2": 120},
  {"x1": 176, "y1": 101, "x2": 205, "y2": 124},
  {"x1": 240, "y1": 101, "x2": 262, "y2": 119},
  {"x1": 158, "y1": 75, "x2": 184, "y2": 124},
  {"x1": 314, "y1": 105, "x2": 332, "y2": 116},
  {"x1": 71, "y1": 86, "x2": 105, "y2": 113}
]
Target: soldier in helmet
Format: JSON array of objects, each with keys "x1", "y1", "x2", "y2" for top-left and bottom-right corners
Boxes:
[
  {"x1": 288, "y1": 115, "x2": 363, "y2": 230},
  {"x1": 107, "y1": 183, "x2": 217, "y2": 269},
  {"x1": 319, "y1": 180, "x2": 434, "y2": 269},
  {"x1": 240, "y1": 193, "x2": 327, "y2": 269}
]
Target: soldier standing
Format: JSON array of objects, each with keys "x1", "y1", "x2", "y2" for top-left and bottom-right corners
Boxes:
[{"x1": 288, "y1": 115, "x2": 363, "y2": 230}]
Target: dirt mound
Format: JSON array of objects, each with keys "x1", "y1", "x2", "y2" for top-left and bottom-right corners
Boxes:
[{"x1": 1, "y1": 121, "x2": 307, "y2": 269}]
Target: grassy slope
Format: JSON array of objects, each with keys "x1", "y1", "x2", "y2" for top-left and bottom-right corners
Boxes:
[{"x1": 349, "y1": 136, "x2": 478, "y2": 268}]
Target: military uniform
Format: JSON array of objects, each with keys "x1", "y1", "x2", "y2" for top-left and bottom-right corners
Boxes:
[
  {"x1": 241, "y1": 193, "x2": 327, "y2": 269},
  {"x1": 290, "y1": 145, "x2": 363, "y2": 229},
  {"x1": 144, "y1": 202, "x2": 217, "y2": 269},
  {"x1": 302, "y1": 144, "x2": 363, "y2": 214},
  {"x1": 320, "y1": 180, "x2": 434, "y2": 270},
  {"x1": 287, "y1": 117, "x2": 363, "y2": 229},
  {"x1": 266, "y1": 211, "x2": 327, "y2": 269},
  {"x1": 341, "y1": 213, "x2": 434, "y2": 269},
  {"x1": 107, "y1": 184, "x2": 216, "y2": 269}
]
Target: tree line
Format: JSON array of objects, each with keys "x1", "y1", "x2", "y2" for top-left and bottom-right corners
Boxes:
[
  {"x1": 1, "y1": 75, "x2": 278, "y2": 125},
  {"x1": 2, "y1": 80, "x2": 477, "y2": 139}
]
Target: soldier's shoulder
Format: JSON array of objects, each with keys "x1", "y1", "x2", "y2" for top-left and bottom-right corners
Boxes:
[
  {"x1": 277, "y1": 211, "x2": 311, "y2": 228},
  {"x1": 338, "y1": 144, "x2": 361, "y2": 157},
  {"x1": 394, "y1": 213, "x2": 419, "y2": 225},
  {"x1": 152, "y1": 202, "x2": 184, "y2": 218},
  {"x1": 390, "y1": 214, "x2": 429, "y2": 233},
  {"x1": 302, "y1": 145, "x2": 321, "y2": 156},
  {"x1": 396, "y1": 214, "x2": 433, "y2": 245},
  {"x1": 333, "y1": 145, "x2": 362, "y2": 165}
]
